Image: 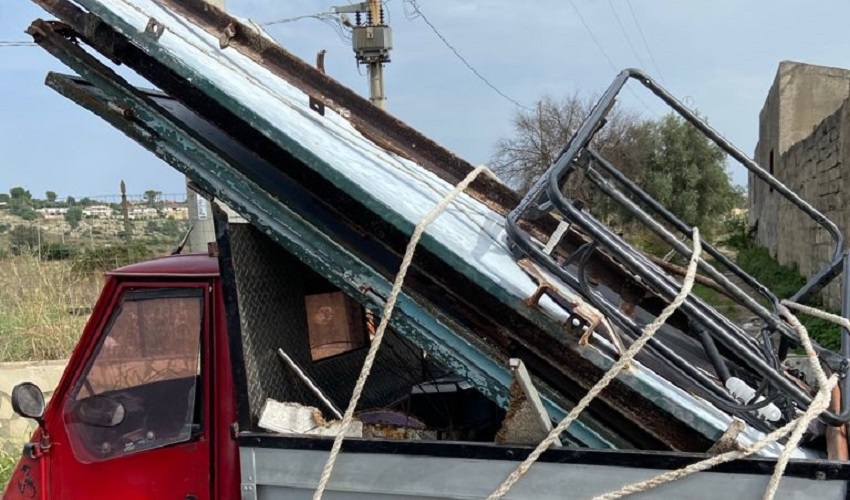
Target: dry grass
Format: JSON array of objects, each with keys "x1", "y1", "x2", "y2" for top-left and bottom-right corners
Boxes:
[{"x1": 0, "y1": 256, "x2": 104, "y2": 362}]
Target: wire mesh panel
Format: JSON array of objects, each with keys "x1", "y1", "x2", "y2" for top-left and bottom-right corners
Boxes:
[{"x1": 229, "y1": 224, "x2": 426, "y2": 425}]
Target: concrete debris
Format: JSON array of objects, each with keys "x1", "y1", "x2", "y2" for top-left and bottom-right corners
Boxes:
[
  {"x1": 259, "y1": 399, "x2": 363, "y2": 437},
  {"x1": 495, "y1": 379, "x2": 551, "y2": 446}
]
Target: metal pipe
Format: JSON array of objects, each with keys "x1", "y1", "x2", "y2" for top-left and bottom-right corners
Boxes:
[
  {"x1": 506, "y1": 217, "x2": 748, "y2": 413},
  {"x1": 514, "y1": 68, "x2": 844, "y2": 311},
  {"x1": 827, "y1": 384, "x2": 849, "y2": 460},
  {"x1": 545, "y1": 186, "x2": 822, "y2": 420},
  {"x1": 506, "y1": 67, "x2": 850, "y2": 424},
  {"x1": 277, "y1": 348, "x2": 343, "y2": 420},
  {"x1": 696, "y1": 328, "x2": 732, "y2": 382},
  {"x1": 582, "y1": 165, "x2": 791, "y2": 344},
  {"x1": 587, "y1": 149, "x2": 778, "y2": 307}
]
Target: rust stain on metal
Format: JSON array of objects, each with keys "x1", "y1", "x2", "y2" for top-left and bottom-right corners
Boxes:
[
  {"x1": 618, "y1": 281, "x2": 644, "y2": 320},
  {"x1": 106, "y1": 100, "x2": 133, "y2": 118},
  {"x1": 308, "y1": 95, "x2": 325, "y2": 116},
  {"x1": 219, "y1": 21, "x2": 237, "y2": 49},
  {"x1": 827, "y1": 384, "x2": 849, "y2": 460},
  {"x1": 144, "y1": 17, "x2": 165, "y2": 40}
]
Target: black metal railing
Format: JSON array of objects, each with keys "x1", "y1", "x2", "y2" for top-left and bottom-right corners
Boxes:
[{"x1": 506, "y1": 69, "x2": 850, "y2": 426}]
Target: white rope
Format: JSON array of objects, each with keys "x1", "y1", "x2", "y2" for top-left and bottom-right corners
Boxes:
[
  {"x1": 762, "y1": 303, "x2": 834, "y2": 499},
  {"x1": 591, "y1": 302, "x2": 839, "y2": 500},
  {"x1": 487, "y1": 227, "x2": 704, "y2": 500},
  {"x1": 781, "y1": 300, "x2": 850, "y2": 332},
  {"x1": 592, "y1": 382, "x2": 835, "y2": 500},
  {"x1": 312, "y1": 165, "x2": 491, "y2": 500}
]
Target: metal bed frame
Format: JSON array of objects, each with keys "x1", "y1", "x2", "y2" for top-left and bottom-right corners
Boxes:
[{"x1": 506, "y1": 69, "x2": 850, "y2": 427}]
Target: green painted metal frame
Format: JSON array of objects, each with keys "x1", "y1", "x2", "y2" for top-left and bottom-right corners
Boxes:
[
  {"x1": 31, "y1": 22, "x2": 616, "y2": 448},
  {"x1": 61, "y1": 0, "x2": 584, "y2": 341},
  {"x1": 38, "y1": 0, "x2": 735, "y2": 445}
]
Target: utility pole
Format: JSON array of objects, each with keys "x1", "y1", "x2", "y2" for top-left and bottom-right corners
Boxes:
[
  {"x1": 185, "y1": 0, "x2": 227, "y2": 253},
  {"x1": 333, "y1": 1, "x2": 393, "y2": 110},
  {"x1": 120, "y1": 180, "x2": 131, "y2": 242}
]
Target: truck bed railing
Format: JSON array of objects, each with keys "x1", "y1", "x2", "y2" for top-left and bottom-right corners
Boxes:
[{"x1": 506, "y1": 69, "x2": 850, "y2": 426}]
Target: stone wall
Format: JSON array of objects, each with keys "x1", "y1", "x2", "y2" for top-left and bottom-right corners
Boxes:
[
  {"x1": 752, "y1": 101, "x2": 850, "y2": 307},
  {"x1": 751, "y1": 61, "x2": 850, "y2": 256},
  {"x1": 751, "y1": 61, "x2": 850, "y2": 309},
  {"x1": 0, "y1": 360, "x2": 66, "y2": 454}
]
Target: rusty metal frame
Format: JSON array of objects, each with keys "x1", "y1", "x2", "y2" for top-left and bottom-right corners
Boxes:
[{"x1": 507, "y1": 68, "x2": 850, "y2": 426}]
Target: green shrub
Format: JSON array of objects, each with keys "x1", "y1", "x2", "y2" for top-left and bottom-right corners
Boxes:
[
  {"x1": 735, "y1": 246, "x2": 806, "y2": 299},
  {"x1": 735, "y1": 245, "x2": 841, "y2": 350},
  {"x1": 721, "y1": 213, "x2": 752, "y2": 250},
  {"x1": 0, "y1": 449, "x2": 16, "y2": 492},
  {"x1": 39, "y1": 243, "x2": 78, "y2": 261},
  {"x1": 71, "y1": 242, "x2": 155, "y2": 274}
]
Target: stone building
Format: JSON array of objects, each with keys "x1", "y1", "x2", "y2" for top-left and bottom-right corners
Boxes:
[{"x1": 750, "y1": 61, "x2": 850, "y2": 307}]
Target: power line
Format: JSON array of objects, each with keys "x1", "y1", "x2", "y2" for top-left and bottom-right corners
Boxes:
[
  {"x1": 624, "y1": 0, "x2": 667, "y2": 84},
  {"x1": 260, "y1": 12, "x2": 336, "y2": 26},
  {"x1": 404, "y1": 0, "x2": 531, "y2": 111},
  {"x1": 606, "y1": 0, "x2": 647, "y2": 71},
  {"x1": 566, "y1": 0, "x2": 655, "y2": 116},
  {"x1": 0, "y1": 41, "x2": 37, "y2": 47},
  {"x1": 260, "y1": 12, "x2": 352, "y2": 45},
  {"x1": 566, "y1": 0, "x2": 618, "y2": 73}
]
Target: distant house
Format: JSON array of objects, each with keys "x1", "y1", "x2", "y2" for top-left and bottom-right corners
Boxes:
[
  {"x1": 83, "y1": 205, "x2": 112, "y2": 219},
  {"x1": 37, "y1": 207, "x2": 69, "y2": 219},
  {"x1": 0, "y1": 201, "x2": 7, "y2": 209},
  {"x1": 129, "y1": 207, "x2": 159, "y2": 220},
  {"x1": 161, "y1": 202, "x2": 189, "y2": 220}
]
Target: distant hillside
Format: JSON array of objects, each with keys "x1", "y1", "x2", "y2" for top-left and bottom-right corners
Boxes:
[{"x1": 0, "y1": 203, "x2": 190, "y2": 264}]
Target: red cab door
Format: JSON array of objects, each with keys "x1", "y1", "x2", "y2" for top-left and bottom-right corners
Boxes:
[{"x1": 46, "y1": 282, "x2": 213, "y2": 500}]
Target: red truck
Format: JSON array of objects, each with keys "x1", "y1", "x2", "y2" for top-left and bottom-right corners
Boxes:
[{"x1": 5, "y1": 253, "x2": 241, "y2": 499}]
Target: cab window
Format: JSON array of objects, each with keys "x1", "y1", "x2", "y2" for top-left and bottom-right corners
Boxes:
[{"x1": 64, "y1": 287, "x2": 205, "y2": 462}]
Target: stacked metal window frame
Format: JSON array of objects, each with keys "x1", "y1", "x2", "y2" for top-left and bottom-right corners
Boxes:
[
  {"x1": 31, "y1": 52, "x2": 613, "y2": 449},
  {"x1": 24, "y1": 0, "x2": 814, "y2": 454}
]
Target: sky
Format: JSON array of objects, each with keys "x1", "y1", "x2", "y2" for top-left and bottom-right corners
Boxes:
[{"x1": 2, "y1": 0, "x2": 850, "y2": 199}]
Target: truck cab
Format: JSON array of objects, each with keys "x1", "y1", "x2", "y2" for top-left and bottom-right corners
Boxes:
[{"x1": 4, "y1": 253, "x2": 239, "y2": 500}]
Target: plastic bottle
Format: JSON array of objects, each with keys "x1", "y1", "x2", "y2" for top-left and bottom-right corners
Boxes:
[{"x1": 725, "y1": 376, "x2": 782, "y2": 422}]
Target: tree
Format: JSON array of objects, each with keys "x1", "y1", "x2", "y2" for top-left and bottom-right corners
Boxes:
[
  {"x1": 9, "y1": 225, "x2": 39, "y2": 254},
  {"x1": 491, "y1": 94, "x2": 646, "y2": 200},
  {"x1": 0, "y1": 193, "x2": 9, "y2": 204},
  {"x1": 66, "y1": 196, "x2": 76, "y2": 206},
  {"x1": 160, "y1": 217, "x2": 181, "y2": 237},
  {"x1": 65, "y1": 206, "x2": 84, "y2": 229},
  {"x1": 143, "y1": 190, "x2": 162, "y2": 207},
  {"x1": 8, "y1": 186, "x2": 34, "y2": 218},
  {"x1": 492, "y1": 97, "x2": 739, "y2": 240},
  {"x1": 45, "y1": 191, "x2": 58, "y2": 204},
  {"x1": 9, "y1": 187, "x2": 32, "y2": 201},
  {"x1": 16, "y1": 207, "x2": 37, "y2": 221},
  {"x1": 637, "y1": 114, "x2": 737, "y2": 236}
]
